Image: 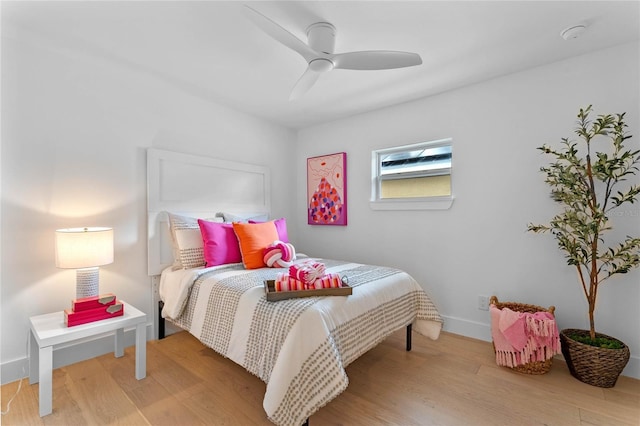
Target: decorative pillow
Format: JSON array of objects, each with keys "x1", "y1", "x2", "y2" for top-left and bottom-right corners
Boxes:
[
  {"x1": 248, "y1": 217, "x2": 289, "y2": 243},
  {"x1": 219, "y1": 212, "x2": 269, "y2": 223},
  {"x1": 198, "y1": 219, "x2": 242, "y2": 267},
  {"x1": 263, "y1": 241, "x2": 296, "y2": 268},
  {"x1": 167, "y1": 213, "x2": 221, "y2": 269},
  {"x1": 232, "y1": 221, "x2": 279, "y2": 269}
]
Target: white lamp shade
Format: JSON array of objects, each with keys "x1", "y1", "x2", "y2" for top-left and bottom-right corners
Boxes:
[{"x1": 55, "y1": 227, "x2": 114, "y2": 269}]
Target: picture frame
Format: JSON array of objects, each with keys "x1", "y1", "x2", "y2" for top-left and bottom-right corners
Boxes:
[{"x1": 307, "y1": 152, "x2": 347, "y2": 226}]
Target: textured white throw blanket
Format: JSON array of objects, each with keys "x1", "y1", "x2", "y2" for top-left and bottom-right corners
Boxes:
[{"x1": 161, "y1": 259, "x2": 443, "y2": 426}]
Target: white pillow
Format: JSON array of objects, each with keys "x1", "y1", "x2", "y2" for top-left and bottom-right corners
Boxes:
[
  {"x1": 218, "y1": 212, "x2": 269, "y2": 223},
  {"x1": 167, "y1": 213, "x2": 222, "y2": 269}
]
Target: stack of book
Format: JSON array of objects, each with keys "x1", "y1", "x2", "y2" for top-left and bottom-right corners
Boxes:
[{"x1": 64, "y1": 293, "x2": 124, "y2": 327}]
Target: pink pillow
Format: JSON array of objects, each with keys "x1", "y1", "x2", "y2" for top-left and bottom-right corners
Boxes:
[
  {"x1": 198, "y1": 219, "x2": 242, "y2": 267},
  {"x1": 248, "y1": 217, "x2": 289, "y2": 243}
]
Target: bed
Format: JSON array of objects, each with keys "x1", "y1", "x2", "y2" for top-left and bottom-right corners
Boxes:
[{"x1": 147, "y1": 148, "x2": 443, "y2": 426}]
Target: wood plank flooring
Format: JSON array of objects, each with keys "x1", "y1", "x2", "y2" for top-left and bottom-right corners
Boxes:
[{"x1": 2, "y1": 330, "x2": 638, "y2": 425}]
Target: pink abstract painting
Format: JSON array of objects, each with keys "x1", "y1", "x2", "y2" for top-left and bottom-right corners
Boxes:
[{"x1": 307, "y1": 152, "x2": 347, "y2": 226}]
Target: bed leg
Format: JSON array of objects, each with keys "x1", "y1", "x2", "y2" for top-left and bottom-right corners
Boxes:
[
  {"x1": 158, "y1": 300, "x2": 165, "y2": 340},
  {"x1": 406, "y1": 323, "x2": 412, "y2": 351},
  {"x1": 302, "y1": 419, "x2": 309, "y2": 426}
]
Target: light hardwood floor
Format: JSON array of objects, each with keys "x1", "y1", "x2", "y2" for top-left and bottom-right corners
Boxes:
[{"x1": 2, "y1": 330, "x2": 639, "y2": 425}]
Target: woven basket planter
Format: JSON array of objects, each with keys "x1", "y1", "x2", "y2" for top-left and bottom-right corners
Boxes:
[
  {"x1": 490, "y1": 296, "x2": 556, "y2": 375},
  {"x1": 560, "y1": 328, "x2": 630, "y2": 388}
]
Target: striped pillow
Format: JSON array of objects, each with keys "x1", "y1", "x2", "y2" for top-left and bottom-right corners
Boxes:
[{"x1": 167, "y1": 213, "x2": 222, "y2": 269}]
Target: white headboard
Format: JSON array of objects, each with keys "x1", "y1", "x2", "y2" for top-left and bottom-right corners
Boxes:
[{"x1": 147, "y1": 148, "x2": 271, "y2": 275}]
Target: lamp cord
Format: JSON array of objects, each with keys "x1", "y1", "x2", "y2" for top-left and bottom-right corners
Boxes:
[{"x1": 1, "y1": 331, "x2": 29, "y2": 416}]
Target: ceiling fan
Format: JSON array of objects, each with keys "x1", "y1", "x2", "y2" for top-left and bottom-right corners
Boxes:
[{"x1": 244, "y1": 6, "x2": 423, "y2": 100}]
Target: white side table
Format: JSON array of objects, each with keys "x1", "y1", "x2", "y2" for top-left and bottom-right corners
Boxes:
[{"x1": 29, "y1": 301, "x2": 147, "y2": 416}]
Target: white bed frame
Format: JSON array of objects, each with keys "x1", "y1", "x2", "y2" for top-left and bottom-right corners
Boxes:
[{"x1": 147, "y1": 148, "x2": 271, "y2": 276}]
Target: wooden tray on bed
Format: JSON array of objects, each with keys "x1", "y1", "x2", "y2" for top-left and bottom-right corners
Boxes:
[{"x1": 264, "y1": 280, "x2": 352, "y2": 301}]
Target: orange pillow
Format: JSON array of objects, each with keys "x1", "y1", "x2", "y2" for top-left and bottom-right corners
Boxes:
[{"x1": 233, "y1": 221, "x2": 279, "y2": 269}]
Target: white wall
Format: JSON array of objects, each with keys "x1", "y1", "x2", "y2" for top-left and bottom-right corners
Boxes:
[
  {"x1": 295, "y1": 41, "x2": 640, "y2": 379},
  {"x1": 1, "y1": 22, "x2": 296, "y2": 383},
  {"x1": 2, "y1": 11, "x2": 638, "y2": 387}
]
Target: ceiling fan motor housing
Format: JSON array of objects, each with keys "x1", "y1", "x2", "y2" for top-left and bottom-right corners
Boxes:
[{"x1": 307, "y1": 22, "x2": 336, "y2": 54}]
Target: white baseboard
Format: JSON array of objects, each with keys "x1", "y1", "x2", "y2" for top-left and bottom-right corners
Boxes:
[
  {"x1": 1, "y1": 357, "x2": 29, "y2": 387},
  {"x1": 1, "y1": 324, "x2": 153, "y2": 386},
  {"x1": 441, "y1": 314, "x2": 493, "y2": 342},
  {"x1": 623, "y1": 357, "x2": 640, "y2": 379},
  {"x1": 440, "y1": 314, "x2": 640, "y2": 380}
]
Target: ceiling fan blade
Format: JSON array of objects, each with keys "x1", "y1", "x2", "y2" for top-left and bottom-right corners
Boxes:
[
  {"x1": 332, "y1": 51, "x2": 422, "y2": 70},
  {"x1": 244, "y1": 6, "x2": 318, "y2": 62},
  {"x1": 289, "y1": 67, "x2": 321, "y2": 100}
]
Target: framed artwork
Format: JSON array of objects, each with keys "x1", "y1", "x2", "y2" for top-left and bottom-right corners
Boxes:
[{"x1": 307, "y1": 152, "x2": 347, "y2": 226}]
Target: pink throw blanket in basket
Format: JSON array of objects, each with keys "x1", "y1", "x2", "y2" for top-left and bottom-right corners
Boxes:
[{"x1": 490, "y1": 305, "x2": 561, "y2": 368}]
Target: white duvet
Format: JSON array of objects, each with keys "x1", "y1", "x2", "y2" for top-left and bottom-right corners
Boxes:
[{"x1": 159, "y1": 259, "x2": 442, "y2": 426}]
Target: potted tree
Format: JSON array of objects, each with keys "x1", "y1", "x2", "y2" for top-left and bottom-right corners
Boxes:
[{"x1": 528, "y1": 105, "x2": 640, "y2": 388}]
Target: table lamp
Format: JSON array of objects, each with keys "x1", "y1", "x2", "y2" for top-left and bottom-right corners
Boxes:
[{"x1": 55, "y1": 227, "x2": 114, "y2": 298}]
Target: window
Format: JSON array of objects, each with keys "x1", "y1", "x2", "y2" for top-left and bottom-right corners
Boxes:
[{"x1": 371, "y1": 138, "x2": 453, "y2": 210}]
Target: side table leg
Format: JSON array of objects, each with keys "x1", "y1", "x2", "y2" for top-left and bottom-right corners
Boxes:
[
  {"x1": 38, "y1": 345, "x2": 53, "y2": 416},
  {"x1": 29, "y1": 331, "x2": 39, "y2": 384},
  {"x1": 115, "y1": 328, "x2": 124, "y2": 358},
  {"x1": 135, "y1": 322, "x2": 146, "y2": 380}
]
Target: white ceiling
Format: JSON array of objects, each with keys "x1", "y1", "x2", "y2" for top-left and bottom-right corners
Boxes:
[{"x1": 4, "y1": 1, "x2": 639, "y2": 129}]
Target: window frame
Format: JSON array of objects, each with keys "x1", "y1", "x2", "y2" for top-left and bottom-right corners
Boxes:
[{"x1": 370, "y1": 138, "x2": 454, "y2": 211}]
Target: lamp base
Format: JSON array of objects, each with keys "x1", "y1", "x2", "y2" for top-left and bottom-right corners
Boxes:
[{"x1": 76, "y1": 267, "x2": 99, "y2": 298}]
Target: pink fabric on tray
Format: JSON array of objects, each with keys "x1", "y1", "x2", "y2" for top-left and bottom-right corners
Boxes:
[
  {"x1": 275, "y1": 273, "x2": 306, "y2": 292},
  {"x1": 274, "y1": 272, "x2": 342, "y2": 292},
  {"x1": 289, "y1": 261, "x2": 326, "y2": 285},
  {"x1": 312, "y1": 273, "x2": 342, "y2": 289},
  {"x1": 490, "y1": 305, "x2": 561, "y2": 368}
]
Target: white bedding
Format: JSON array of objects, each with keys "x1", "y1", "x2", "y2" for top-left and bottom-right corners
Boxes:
[
  {"x1": 160, "y1": 259, "x2": 443, "y2": 426},
  {"x1": 159, "y1": 262, "x2": 243, "y2": 319}
]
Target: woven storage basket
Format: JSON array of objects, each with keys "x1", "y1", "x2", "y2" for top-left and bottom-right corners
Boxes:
[
  {"x1": 560, "y1": 328, "x2": 630, "y2": 388},
  {"x1": 490, "y1": 296, "x2": 556, "y2": 375}
]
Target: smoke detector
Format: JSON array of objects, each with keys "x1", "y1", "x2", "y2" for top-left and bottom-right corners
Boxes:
[{"x1": 560, "y1": 25, "x2": 587, "y2": 40}]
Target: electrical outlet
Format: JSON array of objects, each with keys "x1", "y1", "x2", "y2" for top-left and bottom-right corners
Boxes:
[{"x1": 478, "y1": 295, "x2": 490, "y2": 311}]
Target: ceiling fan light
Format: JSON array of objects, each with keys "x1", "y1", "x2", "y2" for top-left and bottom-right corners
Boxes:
[{"x1": 308, "y1": 58, "x2": 334, "y2": 73}]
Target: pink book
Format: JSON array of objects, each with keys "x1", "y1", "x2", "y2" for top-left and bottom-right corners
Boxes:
[
  {"x1": 65, "y1": 302, "x2": 124, "y2": 327},
  {"x1": 71, "y1": 293, "x2": 116, "y2": 312}
]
